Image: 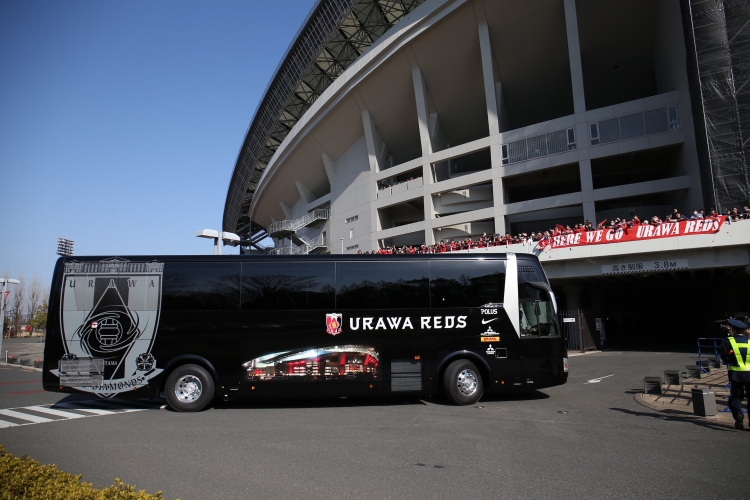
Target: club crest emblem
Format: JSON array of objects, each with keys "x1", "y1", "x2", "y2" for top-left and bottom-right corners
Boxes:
[
  {"x1": 51, "y1": 258, "x2": 164, "y2": 398},
  {"x1": 326, "y1": 313, "x2": 342, "y2": 336}
]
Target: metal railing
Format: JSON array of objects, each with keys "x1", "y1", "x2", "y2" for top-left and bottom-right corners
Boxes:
[
  {"x1": 268, "y1": 235, "x2": 329, "y2": 255},
  {"x1": 501, "y1": 127, "x2": 577, "y2": 166},
  {"x1": 268, "y1": 209, "x2": 330, "y2": 236},
  {"x1": 697, "y1": 337, "x2": 723, "y2": 373},
  {"x1": 589, "y1": 105, "x2": 679, "y2": 146}
]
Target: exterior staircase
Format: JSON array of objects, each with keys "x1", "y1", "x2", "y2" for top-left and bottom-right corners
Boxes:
[
  {"x1": 268, "y1": 209, "x2": 329, "y2": 255},
  {"x1": 269, "y1": 234, "x2": 329, "y2": 255}
]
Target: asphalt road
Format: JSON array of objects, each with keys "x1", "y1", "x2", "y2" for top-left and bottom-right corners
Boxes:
[{"x1": 0, "y1": 351, "x2": 746, "y2": 500}]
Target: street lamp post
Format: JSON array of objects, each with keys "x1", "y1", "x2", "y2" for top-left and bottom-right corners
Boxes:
[
  {"x1": 195, "y1": 229, "x2": 240, "y2": 255},
  {"x1": 0, "y1": 278, "x2": 20, "y2": 361}
]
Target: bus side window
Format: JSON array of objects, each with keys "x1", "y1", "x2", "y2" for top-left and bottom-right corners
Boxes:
[
  {"x1": 336, "y1": 262, "x2": 429, "y2": 309},
  {"x1": 429, "y1": 260, "x2": 505, "y2": 308},
  {"x1": 162, "y1": 263, "x2": 241, "y2": 311},
  {"x1": 242, "y1": 262, "x2": 334, "y2": 310}
]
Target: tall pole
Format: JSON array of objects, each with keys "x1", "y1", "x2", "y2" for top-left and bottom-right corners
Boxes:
[
  {"x1": 0, "y1": 279, "x2": 18, "y2": 361},
  {"x1": 0, "y1": 279, "x2": 6, "y2": 358}
]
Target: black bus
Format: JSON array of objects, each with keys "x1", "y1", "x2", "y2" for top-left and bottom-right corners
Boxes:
[{"x1": 43, "y1": 252, "x2": 567, "y2": 412}]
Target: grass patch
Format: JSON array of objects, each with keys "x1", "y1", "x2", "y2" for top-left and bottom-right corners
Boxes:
[{"x1": 0, "y1": 445, "x2": 167, "y2": 499}]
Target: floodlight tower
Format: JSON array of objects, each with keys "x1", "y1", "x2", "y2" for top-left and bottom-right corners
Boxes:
[{"x1": 56, "y1": 237, "x2": 74, "y2": 256}]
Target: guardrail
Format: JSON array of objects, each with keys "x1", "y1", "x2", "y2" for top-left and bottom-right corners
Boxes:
[
  {"x1": 268, "y1": 209, "x2": 330, "y2": 236},
  {"x1": 269, "y1": 235, "x2": 329, "y2": 255},
  {"x1": 501, "y1": 127, "x2": 577, "y2": 166},
  {"x1": 377, "y1": 177, "x2": 424, "y2": 199}
]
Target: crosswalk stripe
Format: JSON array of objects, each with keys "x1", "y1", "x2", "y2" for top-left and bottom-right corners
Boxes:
[
  {"x1": 0, "y1": 409, "x2": 53, "y2": 424},
  {"x1": 0, "y1": 400, "x2": 158, "y2": 429},
  {"x1": 25, "y1": 406, "x2": 86, "y2": 419}
]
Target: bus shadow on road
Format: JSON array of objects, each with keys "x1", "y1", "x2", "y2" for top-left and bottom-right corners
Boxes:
[
  {"x1": 208, "y1": 390, "x2": 550, "y2": 411},
  {"x1": 47, "y1": 394, "x2": 164, "y2": 410},
  {"x1": 609, "y1": 407, "x2": 734, "y2": 432},
  {"x1": 209, "y1": 396, "x2": 429, "y2": 411},
  {"x1": 477, "y1": 390, "x2": 550, "y2": 404}
]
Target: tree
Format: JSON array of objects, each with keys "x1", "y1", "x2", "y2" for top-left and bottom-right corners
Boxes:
[
  {"x1": 29, "y1": 302, "x2": 48, "y2": 331},
  {"x1": 26, "y1": 275, "x2": 47, "y2": 333}
]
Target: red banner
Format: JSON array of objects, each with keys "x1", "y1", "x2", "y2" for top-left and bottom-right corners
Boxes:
[{"x1": 539, "y1": 217, "x2": 727, "y2": 250}]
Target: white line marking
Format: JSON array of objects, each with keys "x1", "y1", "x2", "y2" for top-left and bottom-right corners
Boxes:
[
  {"x1": 585, "y1": 374, "x2": 615, "y2": 384},
  {"x1": 24, "y1": 406, "x2": 86, "y2": 419},
  {"x1": 0, "y1": 400, "x2": 157, "y2": 430},
  {"x1": 0, "y1": 409, "x2": 54, "y2": 424}
]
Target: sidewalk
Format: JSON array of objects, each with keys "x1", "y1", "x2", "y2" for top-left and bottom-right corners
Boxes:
[
  {"x1": 636, "y1": 368, "x2": 745, "y2": 429},
  {"x1": 568, "y1": 350, "x2": 600, "y2": 358},
  {"x1": 1, "y1": 338, "x2": 44, "y2": 368}
]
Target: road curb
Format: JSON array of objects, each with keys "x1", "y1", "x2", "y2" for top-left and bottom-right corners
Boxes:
[
  {"x1": 568, "y1": 350, "x2": 600, "y2": 357},
  {"x1": 0, "y1": 361, "x2": 43, "y2": 372},
  {"x1": 634, "y1": 392, "x2": 739, "y2": 430}
]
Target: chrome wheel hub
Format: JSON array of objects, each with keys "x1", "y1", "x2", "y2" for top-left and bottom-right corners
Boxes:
[
  {"x1": 175, "y1": 375, "x2": 202, "y2": 403},
  {"x1": 456, "y1": 369, "x2": 478, "y2": 397}
]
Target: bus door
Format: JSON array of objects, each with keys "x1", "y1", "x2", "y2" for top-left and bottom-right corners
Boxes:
[
  {"x1": 518, "y1": 294, "x2": 564, "y2": 384},
  {"x1": 239, "y1": 261, "x2": 337, "y2": 399}
]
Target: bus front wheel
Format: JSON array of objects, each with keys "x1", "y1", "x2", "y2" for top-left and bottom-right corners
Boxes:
[
  {"x1": 443, "y1": 359, "x2": 483, "y2": 405},
  {"x1": 165, "y1": 364, "x2": 215, "y2": 412}
]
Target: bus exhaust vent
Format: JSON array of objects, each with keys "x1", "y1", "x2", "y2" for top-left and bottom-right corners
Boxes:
[
  {"x1": 391, "y1": 360, "x2": 422, "y2": 392},
  {"x1": 518, "y1": 265, "x2": 535, "y2": 273}
]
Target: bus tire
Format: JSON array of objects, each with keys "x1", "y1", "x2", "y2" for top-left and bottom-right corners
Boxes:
[
  {"x1": 165, "y1": 364, "x2": 214, "y2": 412},
  {"x1": 443, "y1": 359, "x2": 483, "y2": 405}
]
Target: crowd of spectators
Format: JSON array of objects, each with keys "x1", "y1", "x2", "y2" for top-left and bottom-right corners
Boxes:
[{"x1": 356, "y1": 206, "x2": 750, "y2": 255}]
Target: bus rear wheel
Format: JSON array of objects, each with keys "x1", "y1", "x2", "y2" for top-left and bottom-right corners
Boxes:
[
  {"x1": 165, "y1": 364, "x2": 215, "y2": 412},
  {"x1": 443, "y1": 359, "x2": 483, "y2": 405}
]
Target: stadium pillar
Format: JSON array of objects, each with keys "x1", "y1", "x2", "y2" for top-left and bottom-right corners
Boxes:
[
  {"x1": 563, "y1": 0, "x2": 586, "y2": 115},
  {"x1": 475, "y1": 3, "x2": 506, "y2": 235},
  {"x1": 475, "y1": 4, "x2": 500, "y2": 136},
  {"x1": 579, "y1": 159, "x2": 596, "y2": 223},
  {"x1": 407, "y1": 59, "x2": 438, "y2": 246},
  {"x1": 410, "y1": 65, "x2": 432, "y2": 158},
  {"x1": 563, "y1": 0, "x2": 595, "y2": 226}
]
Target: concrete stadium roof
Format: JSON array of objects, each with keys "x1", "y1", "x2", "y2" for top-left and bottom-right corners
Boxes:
[{"x1": 223, "y1": 0, "x2": 425, "y2": 237}]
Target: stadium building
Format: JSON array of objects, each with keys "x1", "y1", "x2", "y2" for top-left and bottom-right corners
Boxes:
[{"x1": 223, "y1": 0, "x2": 750, "y2": 347}]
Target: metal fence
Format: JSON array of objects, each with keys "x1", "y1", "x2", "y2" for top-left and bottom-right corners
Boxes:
[
  {"x1": 559, "y1": 309, "x2": 598, "y2": 353},
  {"x1": 501, "y1": 127, "x2": 576, "y2": 165},
  {"x1": 268, "y1": 209, "x2": 330, "y2": 236},
  {"x1": 268, "y1": 234, "x2": 329, "y2": 255}
]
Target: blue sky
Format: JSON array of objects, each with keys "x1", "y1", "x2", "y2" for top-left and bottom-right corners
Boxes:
[{"x1": 0, "y1": 0, "x2": 316, "y2": 288}]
